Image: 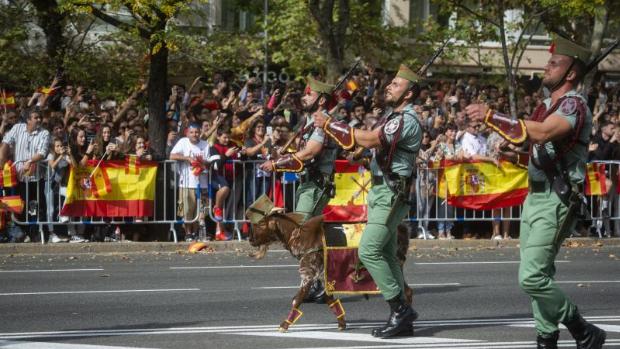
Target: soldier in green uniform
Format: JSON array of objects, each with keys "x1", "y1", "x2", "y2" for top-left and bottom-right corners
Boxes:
[
  {"x1": 466, "y1": 34, "x2": 606, "y2": 349},
  {"x1": 314, "y1": 64, "x2": 422, "y2": 338},
  {"x1": 260, "y1": 75, "x2": 339, "y2": 302}
]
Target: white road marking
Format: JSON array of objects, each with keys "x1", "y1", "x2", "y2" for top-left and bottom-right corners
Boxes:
[
  {"x1": 511, "y1": 323, "x2": 620, "y2": 333},
  {"x1": 556, "y1": 280, "x2": 620, "y2": 284},
  {"x1": 1, "y1": 316, "x2": 619, "y2": 340},
  {"x1": 0, "y1": 340, "x2": 155, "y2": 349},
  {"x1": 0, "y1": 269, "x2": 104, "y2": 273},
  {"x1": 277, "y1": 339, "x2": 620, "y2": 349},
  {"x1": 170, "y1": 264, "x2": 298, "y2": 270},
  {"x1": 253, "y1": 283, "x2": 461, "y2": 290},
  {"x1": 0, "y1": 288, "x2": 200, "y2": 296},
  {"x1": 238, "y1": 330, "x2": 481, "y2": 344},
  {"x1": 414, "y1": 261, "x2": 570, "y2": 265}
]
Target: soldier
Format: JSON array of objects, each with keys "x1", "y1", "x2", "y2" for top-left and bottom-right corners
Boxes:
[
  {"x1": 314, "y1": 64, "x2": 422, "y2": 338},
  {"x1": 466, "y1": 34, "x2": 606, "y2": 349},
  {"x1": 259, "y1": 76, "x2": 339, "y2": 302}
]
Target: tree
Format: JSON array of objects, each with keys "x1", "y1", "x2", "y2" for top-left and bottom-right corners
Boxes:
[
  {"x1": 308, "y1": 0, "x2": 350, "y2": 80},
  {"x1": 60, "y1": 0, "x2": 202, "y2": 158}
]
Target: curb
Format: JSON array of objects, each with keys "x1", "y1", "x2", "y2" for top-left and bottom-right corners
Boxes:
[{"x1": 0, "y1": 237, "x2": 618, "y2": 255}]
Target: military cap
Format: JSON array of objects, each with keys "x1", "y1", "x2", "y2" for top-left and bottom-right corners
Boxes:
[
  {"x1": 549, "y1": 34, "x2": 591, "y2": 64},
  {"x1": 246, "y1": 194, "x2": 275, "y2": 224},
  {"x1": 395, "y1": 64, "x2": 420, "y2": 83},
  {"x1": 306, "y1": 75, "x2": 334, "y2": 95}
]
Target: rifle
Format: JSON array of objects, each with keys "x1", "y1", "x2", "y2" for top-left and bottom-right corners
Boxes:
[
  {"x1": 585, "y1": 39, "x2": 619, "y2": 74},
  {"x1": 277, "y1": 58, "x2": 362, "y2": 156}
]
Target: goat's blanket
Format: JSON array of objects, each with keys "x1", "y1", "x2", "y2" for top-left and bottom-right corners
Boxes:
[{"x1": 323, "y1": 223, "x2": 380, "y2": 295}]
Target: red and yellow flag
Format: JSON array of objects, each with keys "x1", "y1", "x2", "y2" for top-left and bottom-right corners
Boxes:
[
  {"x1": 441, "y1": 159, "x2": 529, "y2": 210},
  {"x1": 0, "y1": 195, "x2": 24, "y2": 214},
  {"x1": 0, "y1": 91, "x2": 15, "y2": 109},
  {"x1": 37, "y1": 86, "x2": 57, "y2": 96},
  {"x1": 0, "y1": 161, "x2": 17, "y2": 188},
  {"x1": 322, "y1": 161, "x2": 370, "y2": 223},
  {"x1": 125, "y1": 155, "x2": 140, "y2": 175},
  {"x1": 585, "y1": 163, "x2": 608, "y2": 196},
  {"x1": 61, "y1": 160, "x2": 157, "y2": 217}
]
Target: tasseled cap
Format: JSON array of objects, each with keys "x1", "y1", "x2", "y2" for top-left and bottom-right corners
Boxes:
[
  {"x1": 395, "y1": 64, "x2": 420, "y2": 83},
  {"x1": 305, "y1": 75, "x2": 334, "y2": 95},
  {"x1": 549, "y1": 33, "x2": 591, "y2": 64}
]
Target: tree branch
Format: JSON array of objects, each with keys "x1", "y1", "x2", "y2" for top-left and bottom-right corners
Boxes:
[
  {"x1": 89, "y1": 4, "x2": 151, "y2": 39},
  {"x1": 452, "y1": 0, "x2": 499, "y2": 27}
]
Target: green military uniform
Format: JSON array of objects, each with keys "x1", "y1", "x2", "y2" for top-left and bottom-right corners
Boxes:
[
  {"x1": 516, "y1": 34, "x2": 603, "y2": 344},
  {"x1": 295, "y1": 77, "x2": 338, "y2": 221},
  {"x1": 295, "y1": 112, "x2": 338, "y2": 220},
  {"x1": 359, "y1": 103, "x2": 422, "y2": 301},
  {"x1": 519, "y1": 88, "x2": 592, "y2": 335}
]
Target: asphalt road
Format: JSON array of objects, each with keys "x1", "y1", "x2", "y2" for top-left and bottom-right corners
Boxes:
[{"x1": 0, "y1": 243, "x2": 619, "y2": 349}]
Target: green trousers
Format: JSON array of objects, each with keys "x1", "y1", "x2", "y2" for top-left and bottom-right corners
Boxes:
[
  {"x1": 518, "y1": 187, "x2": 578, "y2": 335},
  {"x1": 295, "y1": 180, "x2": 331, "y2": 222},
  {"x1": 358, "y1": 183, "x2": 410, "y2": 301}
]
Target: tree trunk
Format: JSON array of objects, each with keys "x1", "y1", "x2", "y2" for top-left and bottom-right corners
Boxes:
[
  {"x1": 148, "y1": 43, "x2": 168, "y2": 159},
  {"x1": 30, "y1": 0, "x2": 66, "y2": 70},
  {"x1": 582, "y1": 3, "x2": 609, "y2": 97}
]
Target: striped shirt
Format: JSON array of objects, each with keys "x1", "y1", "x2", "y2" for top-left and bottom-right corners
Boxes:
[{"x1": 2, "y1": 123, "x2": 50, "y2": 181}]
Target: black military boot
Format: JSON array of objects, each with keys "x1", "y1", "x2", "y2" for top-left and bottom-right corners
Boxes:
[
  {"x1": 536, "y1": 331, "x2": 559, "y2": 349},
  {"x1": 371, "y1": 296, "x2": 418, "y2": 338},
  {"x1": 563, "y1": 314, "x2": 606, "y2": 349},
  {"x1": 302, "y1": 279, "x2": 326, "y2": 304}
]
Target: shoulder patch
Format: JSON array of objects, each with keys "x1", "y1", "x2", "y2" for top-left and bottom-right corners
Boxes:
[
  {"x1": 560, "y1": 98, "x2": 577, "y2": 115},
  {"x1": 384, "y1": 118, "x2": 401, "y2": 135}
]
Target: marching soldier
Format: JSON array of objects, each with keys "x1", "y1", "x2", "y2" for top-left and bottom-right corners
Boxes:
[
  {"x1": 314, "y1": 64, "x2": 422, "y2": 338},
  {"x1": 466, "y1": 34, "x2": 608, "y2": 349},
  {"x1": 259, "y1": 76, "x2": 339, "y2": 302}
]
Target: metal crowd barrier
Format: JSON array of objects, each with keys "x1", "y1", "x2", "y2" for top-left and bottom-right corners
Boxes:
[
  {"x1": 8, "y1": 160, "x2": 201, "y2": 244},
  {"x1": 413, "y1": 160, "x2": 620, "y2": 239},
  {"x1": 6, "y1": 158, "x2": 619, "y2": 244}
]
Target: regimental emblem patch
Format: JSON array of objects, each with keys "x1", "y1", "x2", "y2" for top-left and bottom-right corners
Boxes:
[
  {"x1": 560, "y1": 98, "x2": 577, "y2": 115},
  {"x1": 384, "y1": 118, "x2": 401, "y2": 135}
]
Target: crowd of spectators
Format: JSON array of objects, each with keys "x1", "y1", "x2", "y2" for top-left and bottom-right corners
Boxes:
[{"x1": 1, "y1": 65, "x2": 619, "y2": 243}]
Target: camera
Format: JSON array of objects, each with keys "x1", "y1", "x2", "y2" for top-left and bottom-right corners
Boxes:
[{"x1": 88, "y1": 114, "x2": 98, "y2": 123}]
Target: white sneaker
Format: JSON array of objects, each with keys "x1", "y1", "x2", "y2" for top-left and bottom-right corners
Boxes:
[
  {"x1": 69, "y1": 235, "x2": 87, "y2": 243},
  {"x1": 49, "y1": 233, "x2": 66, "y2": 243},
  {"x1": 492, "y1": 235, "x2": 503, "y2": 240},
  {"x1": 58, "y1": 216, "x2": 70, "y2": 223}
]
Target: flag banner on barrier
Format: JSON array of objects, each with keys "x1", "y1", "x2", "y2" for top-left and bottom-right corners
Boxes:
[
  {"x1": 440, "y1": 159, "x2": 529, "y2": 210},
  {"x1": 60, "y1": 160, "x2": 157, "y2": 217},
  {"x1": 585, "y1": 163, "x2": 608, "y2": 196},
  {"x1": 1, "y1": 160, "x2": 17, "y2": 188},
  {"x1": 0, "y1": 195, "x2": 24, "y2": 214},
  {"x1": 324, "y1": 224, "x2": 380, "y2": 295},
  {"x1": 323, "y1": 161, "x2": 370, "y2": 223}
]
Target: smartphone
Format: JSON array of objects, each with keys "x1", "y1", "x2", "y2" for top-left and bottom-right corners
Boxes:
[{"x1": 266, "y1": 126, "x2": 273, "y2": 137}]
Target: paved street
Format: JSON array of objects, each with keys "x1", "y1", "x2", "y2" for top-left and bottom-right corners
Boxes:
[{"x1": 0, "y1": 241, "x2": 619, "y2": 349}]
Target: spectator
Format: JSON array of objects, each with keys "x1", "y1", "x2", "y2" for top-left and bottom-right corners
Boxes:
[
  {"x1": 46, "y1": 137, "x2": 76, "y2": 243},
  {"x1": 169, "y1": 123, "x2": 211, "y2": 242},
  {"x1": 0, "y1": 110, "x2": 50, "y2": 242}
]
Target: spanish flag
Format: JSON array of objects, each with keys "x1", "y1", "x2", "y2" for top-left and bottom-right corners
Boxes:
[
  {"x1": 0, "y1": 161, "x2": 17, "y2": 188},
  {"x1": 442, "y1": 159, "x2": 529, "y2": 210},
  {"x1": 61, "y1": 160, "x2": 157, "y2": 217},
  {"x1": 125, "y1": 155, "x2": 140, "y2": 175},
  {"x1": 0, "y1": 91, "x2": 15, "y2": 109},
  {"x1": 0, "y1": 195, "x2": 24, "y2": 214},
  {"x1": 322, "y1": 161, "x2": 370, "y2": 223},
  {"x1": 37, "y1": 86, "x2": 57, "y2": 96},
  {"x1": 585, "y1": 163, "x2": 608, "y2": 196}
]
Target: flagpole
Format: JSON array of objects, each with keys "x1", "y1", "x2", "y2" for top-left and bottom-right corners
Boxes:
[
  {"x1": 1, "y1": 89, "x2": 7, "y2": 115},
  {"x1": 89, "y1": 149, "x2": 109, "y2": 178}
]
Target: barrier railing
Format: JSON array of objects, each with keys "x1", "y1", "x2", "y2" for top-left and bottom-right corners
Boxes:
[
  {"x1": 8, "y1": 160, "x2": 201, "y2": 244},
  {"x1": 5, "y1": 158, "x2": 619, "y2": 244}
]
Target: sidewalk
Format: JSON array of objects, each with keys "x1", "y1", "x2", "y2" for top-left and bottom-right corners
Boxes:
[{"x1": 0, "y1": 237, "x2": 618, "y2": 255}]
